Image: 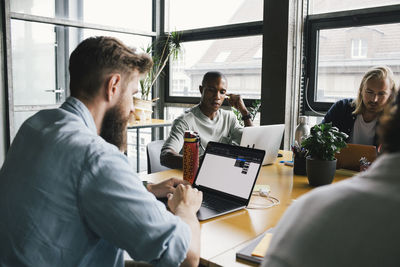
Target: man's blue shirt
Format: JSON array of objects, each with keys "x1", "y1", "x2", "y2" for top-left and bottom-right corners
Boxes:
[{"x1": 0, "y1": 97, "x2": 190, "y2": 267}]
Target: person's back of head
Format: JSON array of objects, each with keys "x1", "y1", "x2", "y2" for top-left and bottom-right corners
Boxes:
[
  {"x1": 378, "y1": 92, "x2": 400, "y2": 153},
  {"x1": 69, "y1": 36, "x2": 152, "y2": 100}
]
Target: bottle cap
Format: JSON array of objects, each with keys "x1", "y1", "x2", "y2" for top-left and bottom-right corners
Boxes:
[
  {"x1": 184, "y1": 131, "x2": 199, "y2": 142},
  {"x1": 299, "y1": 116, "x2": 308, "y2": 124},
  {"x1": 184, "y1": 131, "x2": 199, "y2": 138}
]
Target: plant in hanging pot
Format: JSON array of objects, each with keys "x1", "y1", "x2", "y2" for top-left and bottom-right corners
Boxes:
[
  {"x1": 301, "y1": 123, "x2": 348, "y2": 186},
  {"x1": 131, "y1": 31, "x2": 182, "y2": 123}
]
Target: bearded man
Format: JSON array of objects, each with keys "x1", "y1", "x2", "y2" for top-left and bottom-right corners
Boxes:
[{"x1": 0, "y1": 37, "x2": 202, "y2": 267}]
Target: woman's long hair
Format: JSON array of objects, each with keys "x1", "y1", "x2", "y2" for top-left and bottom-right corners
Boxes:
[{"x1": 352, "y1": 66, "x2": 397, "y2": 115}]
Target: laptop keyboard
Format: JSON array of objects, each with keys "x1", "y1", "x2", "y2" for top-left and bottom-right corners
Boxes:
[{"x1": 201, "y1": 192, "x2": 241, "y2": 212}]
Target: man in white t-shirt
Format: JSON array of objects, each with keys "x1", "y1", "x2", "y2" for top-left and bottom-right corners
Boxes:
[
  {"x1": 161, "y1": 71, "x2": 253, "y2": 169},
  {"x1": 322, "y1": 66, "x2": 397, "y2": 146}
]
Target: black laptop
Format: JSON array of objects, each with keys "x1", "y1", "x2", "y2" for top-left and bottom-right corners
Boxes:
[{"x1": 192, "y1": 142, "x2": 265, "y2": 221}]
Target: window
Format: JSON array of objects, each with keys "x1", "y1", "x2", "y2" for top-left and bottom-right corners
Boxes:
[
  {"x1": 215, "y1": 51, "x2": 231, "y2": 63},
  {"x1": 166, "y1": 0, "x2": 263, "y2": 31},
  {"x1": 11, "y1": 0, "x2": 55, "y2": 17},
  {"x1": 11, "y1": 20, "x2": 58, "y2": 106},
  {"x1": 164, "y1": 106, "x2": 188, "y2": 137},
  {"x1": 309, "y1": 0, "x2": 400, "y2": 15},
  {"x1": 166, "y1": 0, "x2": 263, "y2": 107},
  {"x1": 351, "y1": 39, "x2": 367, "y2": 58},
  {"x1": 81, "y1": 1, "x2": 152, "y2": 31},
  {"x1": 253, "y1": 47, "x2": 263, "y2": 59},
  {"x1": 11, "y1": 0, "x2": 152, "y2": 31},
  {"x1": 304, "y1": 4, "x2": 400, "y2": 113},
  {"x1": 169, "y1": 36, "x2": 262, "y2": 99},
  {"x1": 5, "y1": 0, "x2": 155, "y2": 138}
]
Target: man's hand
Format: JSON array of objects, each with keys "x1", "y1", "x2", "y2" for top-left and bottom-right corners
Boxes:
[
  {"x1": 147, "y1": 177, "x2": 189, "y2": 198},
  {"x1": 226, "y1": 93, "x2": 253, "y2": 126},
  {"x1": 227, "y1": 93, "x2": 248, "y2": 114},
  {"x1": 168, "y1": 184, "x2": 202, "y2": 267},
  {"x1": 167, "y1": 184, "x2": 203, "y2": 215}
]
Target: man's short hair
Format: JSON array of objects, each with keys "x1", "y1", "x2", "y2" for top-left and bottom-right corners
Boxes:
[
  {"x1": 378, "y1": 92, "x2": 400, "y2": 153},
  {"x1": 353, "y1": 66, "x2": 397, "y2": 115},
  {"x1": 201, "y1": 71, "x2": 227, "y2": 86},
  {"x1": 69, "y1": 36, "x2": 152, "y2": 98}
]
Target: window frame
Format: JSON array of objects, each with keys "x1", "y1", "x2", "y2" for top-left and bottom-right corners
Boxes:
[
  {"x1": 303, "y1": 4, "x2": 400, "y2": 114},
  {"x1": 2, "y1": 0, "x2": 156, "y2": 142},
  {"x1": 1, "y1": 0, "x2": 291, "y2": 151}
]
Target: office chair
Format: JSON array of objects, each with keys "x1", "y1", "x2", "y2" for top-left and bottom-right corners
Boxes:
[{"x1": 146, "y1": 140, "x2": 171, "y2": 174}]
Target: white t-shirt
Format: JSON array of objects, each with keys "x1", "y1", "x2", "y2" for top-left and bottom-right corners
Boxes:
[
  {"x1": 162, "y1": 105, "x2": 243, "y2": 156},
  {"x1": 262, "y1": 152, "x2": 400, "y2": 267},
  {"x1": 349, "y1": 114, "x2": 377, "y2": 145}
]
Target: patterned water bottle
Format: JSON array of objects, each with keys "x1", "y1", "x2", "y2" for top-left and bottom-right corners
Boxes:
[{"x1": 183, "y1": 131, "x2": 200, "y2": 184}]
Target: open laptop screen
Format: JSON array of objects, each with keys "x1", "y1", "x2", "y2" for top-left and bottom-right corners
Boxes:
[
  {"x1": 194, "y1": 143, "x2": 263, "y2": 199},
  {"x1": 240, "y1": 124, "x2": 284, "y2": 165}
]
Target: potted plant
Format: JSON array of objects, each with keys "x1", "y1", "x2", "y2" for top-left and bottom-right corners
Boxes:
[
  {"x1": 301, "y1": 122, "x2": 348, "y2": 186},
  {"x1": 132, "y1": 31, "x2": 182, "y2": 122}
]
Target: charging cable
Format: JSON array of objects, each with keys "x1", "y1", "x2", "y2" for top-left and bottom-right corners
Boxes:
[
  {"x1": 248, "y1": 185, "x2": 280, "y2": 209},
  {"x1": 304, "y1": 78, "x2": 326, "y2": 116}
]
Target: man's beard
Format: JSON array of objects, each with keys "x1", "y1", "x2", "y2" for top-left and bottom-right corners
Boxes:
[
  {"x1": 365, "y1": 101, "x2": 381, "y2": 113},
  {"x1": 100, "y1": 103, "x2": 129, "y2": 151}
]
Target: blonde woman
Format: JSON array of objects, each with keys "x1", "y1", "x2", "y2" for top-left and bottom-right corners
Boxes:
[{"x1": 322, "y1": 66, "x2": 397, "y2": 146}]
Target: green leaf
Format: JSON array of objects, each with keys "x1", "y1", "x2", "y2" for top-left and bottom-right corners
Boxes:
[
  {"x1": 301, "y1": 122, "x2": 347, "y2": 160},
  {"x1": 139, "y1": 31, "x2": 183, "y2": 99}
]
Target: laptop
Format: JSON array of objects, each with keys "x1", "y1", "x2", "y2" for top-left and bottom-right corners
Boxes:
[
  {"x1": 240, "y1": 124, "x2": 285, "y2": 165},
  {"x1": 193, "y1": 142, "x2": 265, "y2": 221},
  {"x1": 335, "y1": 143, "x2": 377, "y2": 171}
]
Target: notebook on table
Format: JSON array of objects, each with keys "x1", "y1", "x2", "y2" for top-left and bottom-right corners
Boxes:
[
  {"x1": 240, "y1": 124, "x2": 285, "y2": 165},
  {"x1": 193, "y1": 142, "x2": 265, "y2": 221},
  {"x1": 236, "y1": 228, "x2": 274, "y2": 265}
]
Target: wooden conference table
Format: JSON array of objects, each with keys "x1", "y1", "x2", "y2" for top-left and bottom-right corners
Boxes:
[{"x1": 140, "y1": 151, "x2": 355, "y2": 266}]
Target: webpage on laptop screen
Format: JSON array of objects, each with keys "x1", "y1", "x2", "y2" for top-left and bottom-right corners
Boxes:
[{"x1": 196, "y1": 153, "x2": 260, "y2": 199}]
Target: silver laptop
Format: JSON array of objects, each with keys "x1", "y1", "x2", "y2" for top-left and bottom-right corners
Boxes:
[
  {"x1": 240, "y1": 124, "x2": 285, "y2": 165},
  {"x1": 193, "y1": 142, "x2": 265, "y2": 221}
]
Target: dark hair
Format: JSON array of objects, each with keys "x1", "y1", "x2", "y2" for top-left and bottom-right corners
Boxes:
[
  {"x1": 69, "y1": 36, "x2": 152, "y2": 98},
  {"x1": 378, "y1": 92, "x2": 400, "y2": 153},
  {"x1": 201, "y1": 71, "x2": 227, "y2": 86}
]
